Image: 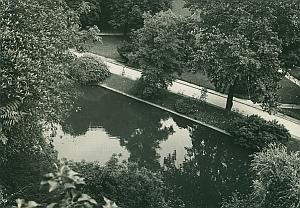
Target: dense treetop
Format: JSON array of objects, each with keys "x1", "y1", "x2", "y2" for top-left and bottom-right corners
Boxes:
[{"x1": 0, "y1": 0, "x2": 100, "y2": 160}]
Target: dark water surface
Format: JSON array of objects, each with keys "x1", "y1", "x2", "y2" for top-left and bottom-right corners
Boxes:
[{"x1": 53, "y1": 86, "x2": 252, "y2": 208}]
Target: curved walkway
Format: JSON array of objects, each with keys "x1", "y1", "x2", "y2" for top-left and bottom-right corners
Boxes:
[{"x1": 71, "y1": 50, "x2": 300, "y2": 140}]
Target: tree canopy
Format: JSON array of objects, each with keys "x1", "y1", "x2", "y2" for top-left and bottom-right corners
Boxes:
[
  {"x1": 106, "y1": 0, "x2": 173, "y2": 35},
  {"x1": 125, "y1": 11, "x2": 187, "y2": 98},
  {"x1": 0, "y1": 0, "x2": 100, "y2": 161},
  {"x1": 185, "y1": 0, "x2": 300, "y2": 112}
]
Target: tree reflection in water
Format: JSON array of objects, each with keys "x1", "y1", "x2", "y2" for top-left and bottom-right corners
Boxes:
[
  {"x1": 60, "y1": 86, "x2": 253, "y2": 207},
  {"x1": 61, "y1": 86, "x2": 174, "y2": 169},
  {"x1": 164, "y1": 125, "x2": 252, "y2": 208}
]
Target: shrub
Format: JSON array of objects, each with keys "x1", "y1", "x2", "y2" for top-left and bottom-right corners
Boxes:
[
  {"x1": 228, "y1": 115, "x2": 291, "y2": 151},
  {"x1": 15, "y1": 165, "x2": 117, "y2": 208},
  {"x1": 251, "y1": 144, "x2": 300, "y2": 208},
  {"x1": 221, "y1": 193, "x2": 253, "y2": 208},
  {"x1": 71, "y1": 57, "x2": 111, "y2": 85},
  {"x1": 222, "y1": 144, "x2": 300, "y2": 208},
  {"x1": 117, "y1": 40, "x2": 136, "y2": 64},
  {"x1": 133, "y1": 75, "x2": 168, "y2": 100},
  {"x1": 66, "y1": 156, "x2": 181, "y2": 208}
]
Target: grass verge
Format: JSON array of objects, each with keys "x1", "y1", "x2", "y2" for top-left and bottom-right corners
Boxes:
[
  {"x1": 278, "y1": 78, "x2": 300, "y2": 104},
  {"x1": 280, "y1": 109, "x2": 300, "y2": 121},
  {"x1": 290, "y1": 67, "x2": 300, "y2": 80},
  {"x1": 103, "y1": 74, "x2": 242, "y2": 131}
]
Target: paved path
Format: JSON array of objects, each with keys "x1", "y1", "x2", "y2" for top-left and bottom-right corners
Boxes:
[
  {"x1": 99, "y1": 32, "x2": 124, "y2": 36},
  {"x1": 71, "y1": 50, "x2": 300, "y2": 140},
  {"x1": 280, "y1": 104, "x2": 300, "y2": 110}
]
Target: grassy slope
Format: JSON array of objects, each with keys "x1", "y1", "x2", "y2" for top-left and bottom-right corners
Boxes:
[
  {"x1": 85, "y1": 36, "x2": 126, "y2": 60},
  {"x1": 103, "y1": 74, "x2": 242, "y2": 131},
  {"x1": 278, "y1": 78, "x2": 300, "y2": 104}
]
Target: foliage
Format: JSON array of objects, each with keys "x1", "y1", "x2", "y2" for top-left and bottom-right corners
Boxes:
[
  {"x1": 251, "y1": 144, "x2": 300, "y2": 208},
  {"x1": 228, "y1": 115, "x2": 291, "y2": 151},
  {"x1": 185, "y1": 0, "x2": 297, "y2": 112},
  {"x1": 0, "y1": 0, "x2": 102, "y2": 163},
  {"x1": 65, "y1": 0, "x2": 102, "y2": 29},
  {"x1": 69, "y1": 57, "x2": 111, "y2": 85},
  {"x1": 66, "y1": 0, "x2": 174, "y2": 33},
  {"x1": 174, "y1": 91, "x2": 207, "y2": 114},
  {"x1": 221, "y1": 193, "x2": 253, "y2": 208},
  {"x1": 15, "y1": 165, "x2": 118, "y2": 208},
  {"x1": 222, "y1": 144, "x2": 300, "y2": 208},
  {"x1": 117, "y1": 41, "x2": 138, "y2": 64},
  {"x1": 127, "y1": 11, "x2": 186, "y2": 98},
  {"x1": 106, "y1": 0, "x2": 173, "y2": 34},
  {"x1": 65, "y1": 156, "x2": 181, "y2": 208}
]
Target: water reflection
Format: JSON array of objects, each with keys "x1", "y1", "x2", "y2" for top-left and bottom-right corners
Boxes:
[
  {"x1": 56, "y1": 86, "x2": 193, "y2": 169},
  {"x1": 53, "y1": 86, "x2": 252, "y2": 207},
  {"x1": 164, "y1": 125, "x2": 252, "y2": 208}
]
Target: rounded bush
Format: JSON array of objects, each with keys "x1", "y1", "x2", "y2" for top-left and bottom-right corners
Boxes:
[
  {"x1": 228, "y1": 115, "x2": 291, "y2": 151},
  {"x1": 70, "y1": 57, "x2": 111, "y2": 85}
]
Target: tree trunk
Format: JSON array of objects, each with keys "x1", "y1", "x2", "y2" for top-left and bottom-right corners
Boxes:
[{"x1": 225, "y1": 83, "x2": 235, "y2": 112}]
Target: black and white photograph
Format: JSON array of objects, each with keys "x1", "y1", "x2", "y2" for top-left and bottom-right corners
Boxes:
[{"x1": 1, "y1": 0, "x2": 300, "y2": 207}]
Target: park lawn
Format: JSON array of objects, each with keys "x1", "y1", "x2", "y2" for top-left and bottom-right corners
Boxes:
[
  {"x1": 103, "y1": 74, "x2": 242, "y2": 131},
  {"x1": 172, "y1": 0, "x2": 191, "y2": 16},
  {"x1": 179, "y1": 71, "x2": 215, "y2": 90},
  {"x1": 278, "y1": 78, "x2": 300, "y2": 104},
  {"x1": 290, "y1": 67, "x2": 300, "y2": 80},
  {"x1": 102, "y1": 73, "x2": 136, "y2": 94},
  {"x1": 280, "y1": 109, "x2": 300, "y2": 121},
  {"x1": 85, "y1": 36, "x2": 126, "y2": 60}
]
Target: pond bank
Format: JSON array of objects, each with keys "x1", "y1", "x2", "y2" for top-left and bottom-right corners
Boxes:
[{"x1": 100, "y1": 84, "x2": 231, "y2": 136}]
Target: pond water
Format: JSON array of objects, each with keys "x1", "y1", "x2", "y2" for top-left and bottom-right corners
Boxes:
[{"x1": 53, "y1": 86, "x2": 252, "y2": 208}]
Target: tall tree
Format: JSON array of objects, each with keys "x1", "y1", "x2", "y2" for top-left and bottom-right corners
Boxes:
[
  {"x1": 64, "y1": 0, "x2": 102, "y2": 29},
  {"x1": 0, "y1": 0, "x2": 100, "y2": 160},
  {"x1": 185, "y1": 0, "x2": 300, "y2": 112},
  {"x1": 127, "y1": 11, "x2": 187, "y2": 98},
  {"x1": 107, "y1": 0, "x2": 173, "y2": 35}
]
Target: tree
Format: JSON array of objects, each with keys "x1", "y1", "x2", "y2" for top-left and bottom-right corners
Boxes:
[
  {"x1": 106, "y1": 0, "x2": 173, "y2": 35},
  {"x1": 125, "y1": 11, "x2": 186, "y2": 98},
  {"x1": 0, "y1": 0, "x2": 108, "y2": 203},
  {"x1": 65, "y1": 0, "x2": 102, "y2": 29},
  {"x1": 185, "y1": 0, "x2": 300, "y2": 112},
  {"x1": 0, "y1": 0, "x2": 101, "y2": 164}
]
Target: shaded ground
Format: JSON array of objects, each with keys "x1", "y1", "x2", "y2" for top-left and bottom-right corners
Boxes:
[
  {"x1": 291, "y1": 67, "x2": 300, "y2": 80},
  {"x1": 278, "y1": 78, "x2": 300, "y2": 104},
  {"x1": 85, "y1": 36, "x2": 127, "y2": 60}
]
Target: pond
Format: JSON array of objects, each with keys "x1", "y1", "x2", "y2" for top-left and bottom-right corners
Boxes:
[{"x1": 53, "y1": 86, "x2": 252, "y2": 208}]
